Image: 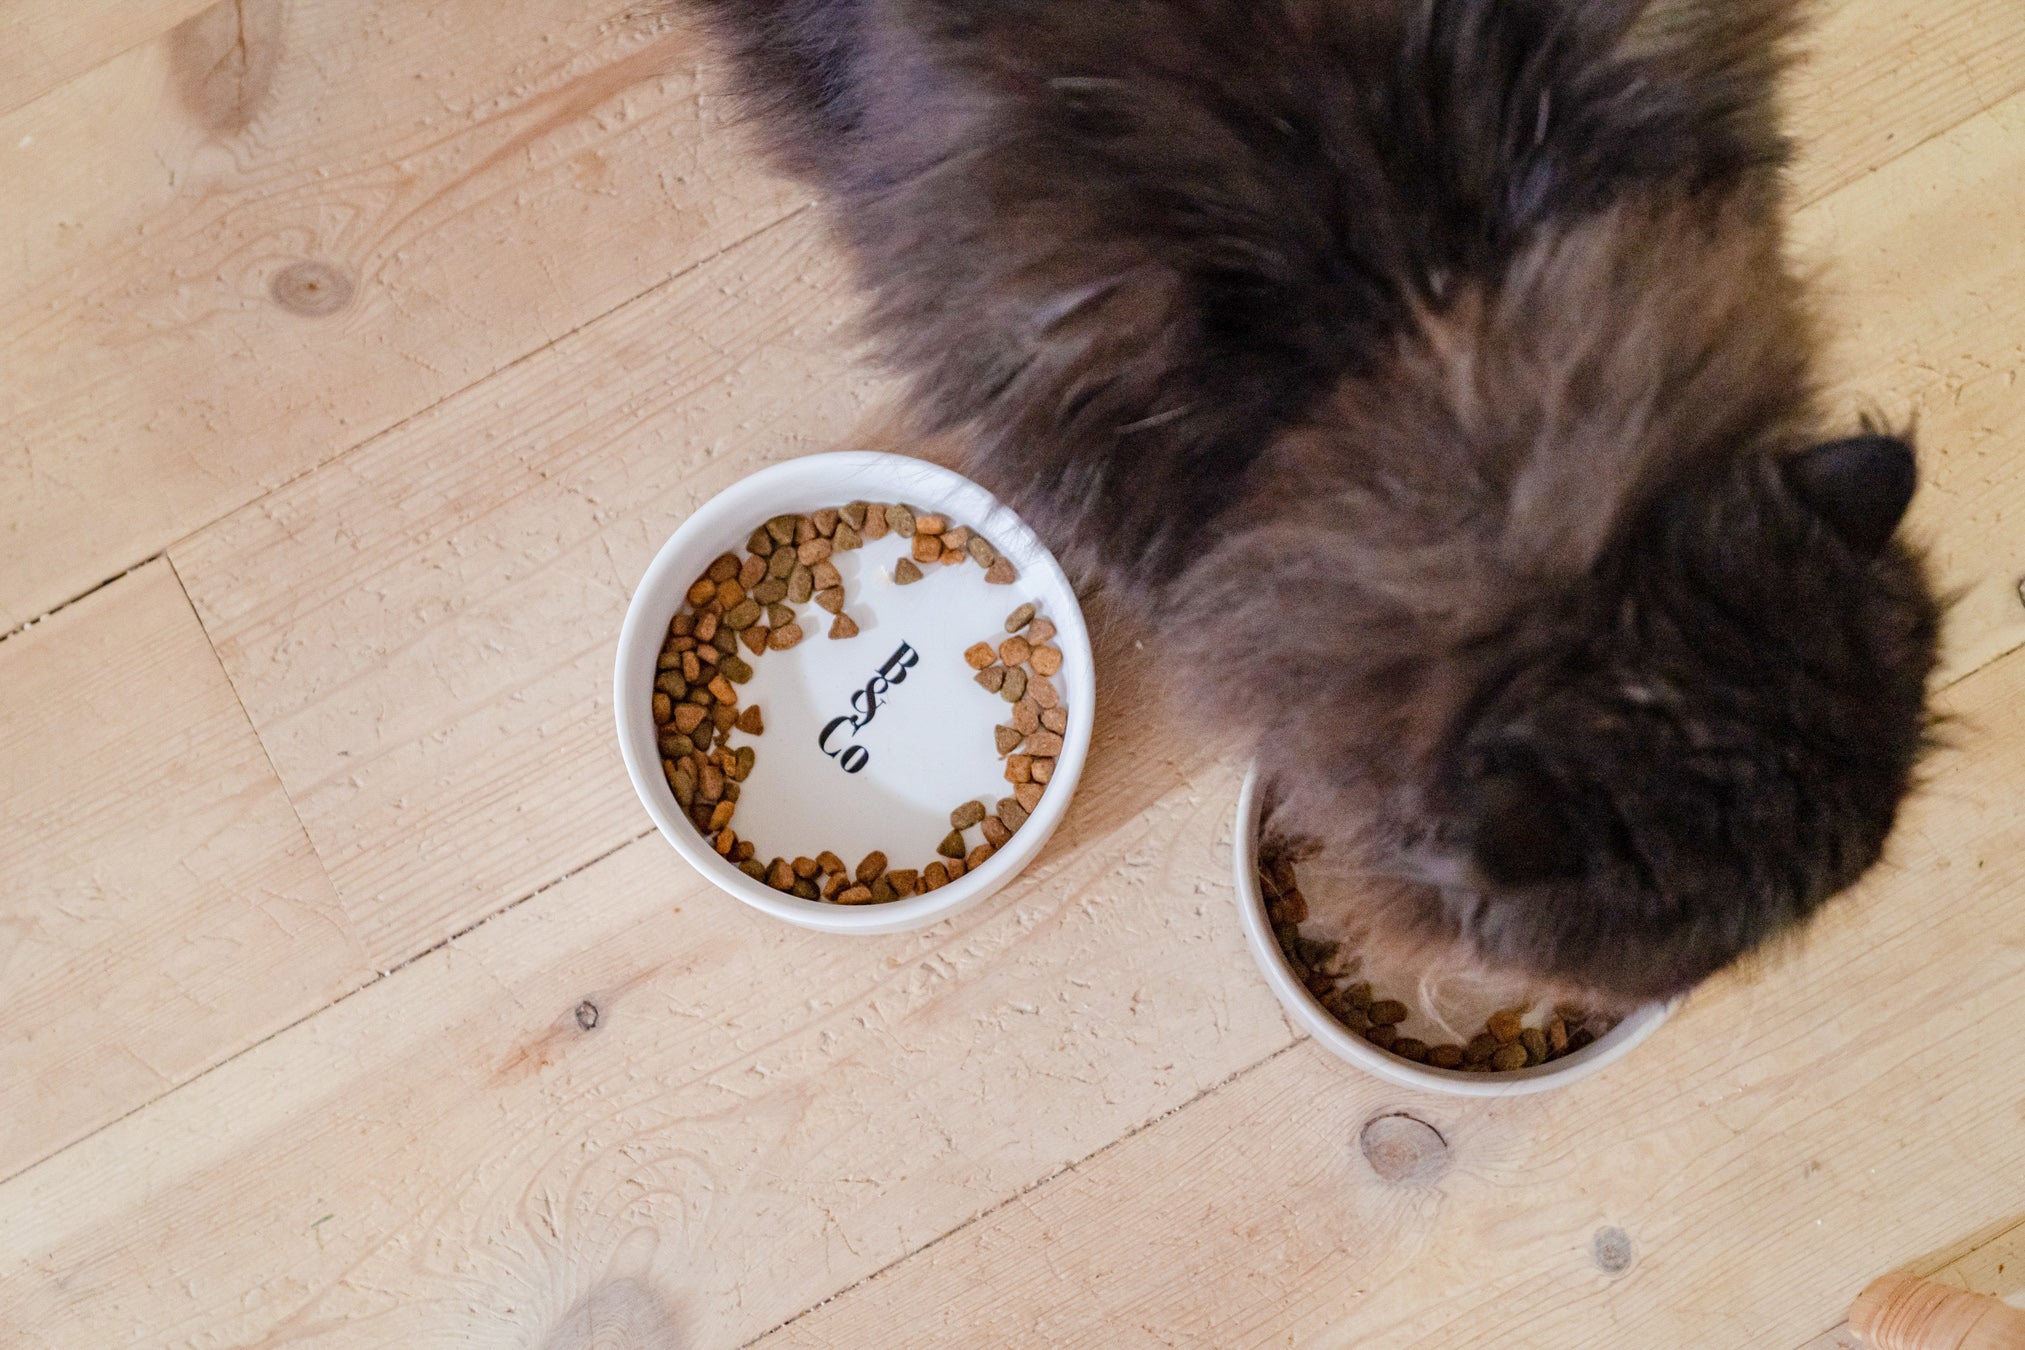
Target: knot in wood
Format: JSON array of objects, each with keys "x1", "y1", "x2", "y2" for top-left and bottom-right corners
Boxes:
[
  {"x1": 574, "y1": 1000, "x2": 600, "y2": 1032},
  {"x1": 269, "y1": 260, "x2": 353, "y2": 316},
  {"x1": 1358, "y1": 1112, "x2": 1446, "y2": 1184}
]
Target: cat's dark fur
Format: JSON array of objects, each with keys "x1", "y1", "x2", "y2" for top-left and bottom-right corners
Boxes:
[{"x1": 693, "y1": 0, "x2": 1942, "y2": 1002}]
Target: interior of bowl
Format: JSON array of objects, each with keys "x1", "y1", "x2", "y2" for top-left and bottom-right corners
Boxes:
[
  {"x1": 1232, "y1": 764, "x2": 1670, "y2": 1096},
  {"x1": 616, "y1": 453, "x2": 1095, "y2": 934}
]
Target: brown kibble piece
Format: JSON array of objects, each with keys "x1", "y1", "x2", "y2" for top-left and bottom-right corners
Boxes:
[
  {"x1": 985, "y1": 558, "x2": 1016, "y2": 584},
  {"x1": 855, "y1": 851, "x2": 888, "y2": 882},
  {"x1": 894, "y1": 557, "x2": 922, "y2": 584},
  {"x1": 864, "y1": 503, "x2": 889, "y2": 539},
  {"x1": 816, "y1": 850, "x2": 846, "y2": 874},
  {"x1": 732, "y1": 746, "x2": 756, "y2": 781},
  {"x1": 1031, "y1": 645, "x2": 1063, "y2": 676},
  {"x1": 1026, "y1": 731, "x2": 1064, "y2": 758},
  {"x1": 748, "y1": 528, "x2": 775, "y2": 557},
  {"x1": 922, "y1": 860, "x2": 948, "y2": 890},
  {"x1": 767, "y1": 858, "x2": 795, "y2": 890},
  {"x1": 1031, "y1": 757, "x2": 1055, "y2": 784},
  {"x1": 1005, "y1": 754, "x2": 1033, "y2": 784},
  {"x1": 1567, "y1": 1027, "x2": 1597, "y2": 1053},
  {"x1": 1491, "y1": 1043, "x2": 1531, "y2": 1072},
  {"x1": 1001, "y1": 667, "x2": 1027, "y2": 703},
  {"x1": 1547, "y1": 1017, "x2": 1569, "y2": 1054},
  {"x1": 786, "y1": 856, "x2": 816, "y2": 879},
  {"x1": 1519, "y1": 1026, "x2": 1550, "y2": 1064},
  {"x1": 1365, "y1": 1024, "x2": 1398, "y2": 1051},
  {"x1": 815, "y1": 587, "x2": 845, "y2": 614},
  {"x1": 764, "y1": 621, "x2": 801, "y2": 651},
  {"x1": 652, "y1": 692, "x2": 672, "y2": 724},
  {"x1": 794, "y1": 516, "x2": 817, "y2": 545},
  {"x1": 869, "y1": 876, "x2": 897, "y2": 904},
  {"x1": 1464, "y1": 1032, "x2": 1499, "y2": 1064},
  {"x1": 1005, "y1": 602, "x2": 1036, "y2": 633},
  {"x1": 942, "y1": 525, "x2": 970, "y2": 551},
  {"x1": 914, "y1": 513, "x2": 947, "y2": 535},
  {"x1": 911, "y1": 533, "x2": 942, "y2": 564},
  {"x1": 813, "y1": 559, "x2": 842, "y2": 591},
  {"x1": 788, "y1": 564, "x2": 814, "y2": 604},
  {"x1": 840, "y1": 502, "x2": 868, "y2": 529},
  {"x1": 714, "y1": 828, "x2": 737, "y2": 856},
  {"x1": 711, "y1": 704, "x2": 738, "y2": 733},
  {"x1": 976, "y1": 665, "x2": 1006, "y2": 693},
  {"x1": 965, "y1": 642, "x2": 997, "y2": 670},
  {"x1": 999, "y1": 636, "x2": 1032, "y2": 667},
  {"x1": 982, "y1": 816, "x2": 1010, "y2": 848},
  {"x1": 887, "y1": 868, "x2": 918, "y2": 896},
  {"x1": 674, "y1": 704, "x2": 707, "y2": 734},
  {"x1": 837, "y1": 885, "x2": 873, "y2": 905},
  {"x1": 790, "y1": 878, "x2": 820, "y2": 900},
  {"x1": 965, "y1": 843, "x2": 995, "y2": 869},
  {"x1": 669, "y1": 613, "x2": 695, "y2": 638},
  {"x1": 1426, "y1": 1044, "x2": 1465, "y2": 1070},
  {"x1": 1391, "y1": 1038, "x2": 1430, "y2": 1064},
  {"x1": 968, "y1": 536, "x2": 998, "y2": 567},
  {"x1": 888, "y1": 504, "x2": 915, "y2": 537},
  {"x1": 1487, "y1": 1008, "x2": 1526, "y2": 1044},
  {"x1": 739, "y1": 858, "x2": 767, "y2": 881},
  {"x1": 687, "y1": 578, "x2": 716, "y2": 607},
  {"x1": 768, "y1": 547, "x2": 797, "y2": 580},
  {"x1": 1015, "y1": 781, "x2": 1044, "y2": 812},
  {"x1": 995, "y1": 725, "x2": 1024, "y2": 754},
  {"x1": 1342, "y1": 982, "x2": 1373, "y2": 1010},
  {"x1": 681, "y1": 650, "x2": 701, "y2": 683},
  {"x1": 708, "y1": 800, "x2": 736, "y2": 831},
  {"x1": 716, "y1": 579, "x2": 746, "y2": 611},
  {"x1": 1028, "y1": 674, "x2": 1059, "y2": 708},
  {"x1": 812, "y1": 507, "x2": 840, "y2": 537},
  {"x1": 829, "y1": 614, "x2": 859, "y2": 640},
  {"x1": 940, "y1": 545, "x2": 966, "y2": 565},
  {"x1": 945, "y1": 858, "x2": 966, "y2": 880},
  {"x1": 798, "y1": 538, "x2": 833, "y2": 567},
  {"x1": 707, "y1": 554, "x2": 740, "y2": 584},
  {"x1": 708, "y1": 674, "x2": 736, "y2": 704},
  {"x1": 739, "y1": 553, "x2": 768, "y2": 589},
  {"x1": 765, "y1": 515, "x2": 799, "y2": 546},
  {"x1": 767, "y1": 602, "x2": 794, "y2": 629},
  {"x1": 996, "y1": 798, "x2": 1029, "y2": 833},
  {"x1": 1027, "y1": 618, "x2": 1056, "y2": 645},
  {"x1": 724, "y1": 599, "x2": 762, "y2": 630},
  {"x1": 740, "y1": 626, "x2": 769, "y2": 654},
  {"x1": 822, "y1": 873, "x2": 849, "y2": 900},
  {"x1": 1337, "y1": 1004, "x2": 1372, "y2": 1034},
  {"x1": 1011, "y1": 700, "x2": 1040, "y2": 735},
  {"x1": 938, "y1": 830, "x2": 966, "y2": 859},
  {"x1": 951, "y1": 800, "x2": 987, "y2": 830},
  {"x1": 834, "y1": 522, "x2": 862, "y2": 550},
  {"x1": 1368, "y1": 999, "x2": 1409, "y2": 1026}
]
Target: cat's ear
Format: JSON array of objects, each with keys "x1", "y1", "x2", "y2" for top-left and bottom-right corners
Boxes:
[
  {"x1": 1471, "y1": 764, "x2": 1583, "y2": 889},
  {"x1": 1785, "y1": 435, "x2": 1917, "y2": 557}
]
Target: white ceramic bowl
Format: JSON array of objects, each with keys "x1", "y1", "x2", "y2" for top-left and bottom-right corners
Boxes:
[
  {"x1": 617, "y1": 452, "x2": 1094, "y2": 934},
  {"x1": 1233, "y1": 764, "x2": 1671, "y2": 1096}
]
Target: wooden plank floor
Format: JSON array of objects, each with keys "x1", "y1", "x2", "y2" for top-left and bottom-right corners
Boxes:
[{"x1": 2, "y1": 2, "x2": 2021, "y2": 1346}]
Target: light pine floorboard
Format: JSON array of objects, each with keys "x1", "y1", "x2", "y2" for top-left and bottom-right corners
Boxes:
[
  {"x1": 1, "y1": 1, "x2": 2022, "y2": 1347},
  {"x1": 0, "y1": 559, "x2": 366, "y2": 1183},
  {"x1": 0, "y1": 0, "x2": 803, "y2": 633}
]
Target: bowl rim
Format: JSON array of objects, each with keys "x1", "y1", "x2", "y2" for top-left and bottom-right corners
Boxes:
[
  {"x1": 615, "y1": 451, "x2": 1095, "y2": 935},
  {"x1": 1232, "y1": 762, "x2": 1671, "y2": 1096}
]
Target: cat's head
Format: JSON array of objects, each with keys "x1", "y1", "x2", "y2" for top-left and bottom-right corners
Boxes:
[
  {"x1": 1192, "y1": 430, "x2": 1939, "y2": 1004},
  {"x1": 1412, "y1": 433, "x2": 1940, "y2": 1000}
]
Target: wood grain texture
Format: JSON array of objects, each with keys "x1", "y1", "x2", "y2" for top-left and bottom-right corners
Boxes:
[
  {"x1": 173, "y1": 212, "x2": 881, "y2": 968},
  {"x1": 1800, "y1": 1217, "x2": 2025, "y2": 1349},
  {"x1": 1796, "y1": 91, "x2": 2025, "y2": 684},
  {"x1": 0, "y1": 0, "x2": 214, "y2": 118},
  {"x1": 0, "y1": 764, "x2": 1291, "y2": 1349},
  {"x1": 754, "y1": 646, "x2": 2025, "y2": 1350},
  {"x1": 0, "y1": 0, "x2": 803, "y2": 633},
  {"x1": 0, "y1": 560, "x2": 363, "y2": 1183},
  {"x1": 1789, "y1": 0, "x2": 2025, "y2": 205}
]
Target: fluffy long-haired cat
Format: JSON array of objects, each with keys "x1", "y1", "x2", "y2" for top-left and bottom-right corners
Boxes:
[{"x1": 694, "y1": 0, "x2": 1942, "y2": 1006}]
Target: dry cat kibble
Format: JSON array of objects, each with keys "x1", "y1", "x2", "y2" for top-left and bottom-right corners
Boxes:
[
  {"x1": 1257, "y1": 838, "x2": 1616, "y2": 1073},
  {"x1": 654, "y1": 504, "x2": 1064, "y2": 905}
]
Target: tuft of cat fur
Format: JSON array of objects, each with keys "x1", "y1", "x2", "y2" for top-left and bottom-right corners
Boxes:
[{"x1": 694, "y1": 0, "x2": 1943, "y2": 1003}]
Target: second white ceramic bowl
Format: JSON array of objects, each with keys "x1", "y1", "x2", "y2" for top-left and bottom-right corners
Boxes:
[{"x1": 1232, "y1": 764, "x2": 1671, "y2": 1096}]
